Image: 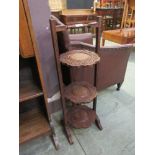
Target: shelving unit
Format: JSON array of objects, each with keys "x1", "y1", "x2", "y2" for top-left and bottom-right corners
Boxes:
[
  {"x1": 19, "y1": 44, "x2": 59, "y2": 149},
  {"x1": 19, "y1": 56, "x2": 48, "y2": 144},
  {"x1": 49, "y1": 16, "x2": 103, "y2": 144},
  {"x1": 19, "y1": 56, "x2": 59, "y2": 149},
  {"x1": 19, "y1": 0, "x2": 59, "y2": 149}
]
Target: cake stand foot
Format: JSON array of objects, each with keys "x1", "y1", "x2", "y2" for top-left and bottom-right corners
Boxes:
[
  {"x1": 64, "y1": 125, "x2": 74, "y2": 144},
  {"x1": 95, "y1": 115, "x2": 103, "y2": 130}
]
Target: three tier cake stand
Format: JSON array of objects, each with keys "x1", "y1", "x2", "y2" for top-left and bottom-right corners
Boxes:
[{"x1": 50, "y1": 16, "x2": 103, "y2": 144}]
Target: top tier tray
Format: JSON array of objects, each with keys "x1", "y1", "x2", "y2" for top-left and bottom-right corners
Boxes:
[{"x1": 60, "y1": 50, "x2": 100, "y2": 67}]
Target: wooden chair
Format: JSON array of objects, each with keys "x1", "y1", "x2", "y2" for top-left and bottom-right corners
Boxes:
[{"x1": 121, "y1": 0, "x2": 135, "y2": 28}]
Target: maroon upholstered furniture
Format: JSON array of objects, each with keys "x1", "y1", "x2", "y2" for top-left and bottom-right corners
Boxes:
[
  {"x1": 69, "y1": 33, "x2": 93, "y2": 45},
  {"x1": 70, "y1": 43, "x2": 134, "y2": 91},
  {"x1": 50, "y1": 15, "x2": 134, "y2": 91}
]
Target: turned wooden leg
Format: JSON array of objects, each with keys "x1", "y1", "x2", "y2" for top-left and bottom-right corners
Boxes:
[
  {"x1": 95, "y1": 114, "x2": 103, "y2": 130},
  {"x1": 117, "y1": 82, "x2": 122, "y2": 91}
]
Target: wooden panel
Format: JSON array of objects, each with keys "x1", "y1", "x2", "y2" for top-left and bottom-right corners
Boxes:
[
  {"x1": 62, "y1": 9, "x2": 94, "y2": 15},
  {"x1": 60, "y1": 14, "x2": 96, "y2": 26},
  {"x1": 103, "y1": 28, "x2": 135, "y2": 45},
  {"x1": 129, "y1": 0, "x2": 135, "y2": 8},
  {"x1": 19, "y1": 0, "x2": 34, "y2": 58},
  {"x1": 19, "y1": 81, "x2": 43, "y2": 102},
  {"x1": 19, "y1": 107, "x2": 51, "y2": 144},
  {"x1": 27, "y1": 0, "x2": 60, "y2": 100},
  {"x1": 19, "y1": 0, "x2": 60, "y2": 149}
]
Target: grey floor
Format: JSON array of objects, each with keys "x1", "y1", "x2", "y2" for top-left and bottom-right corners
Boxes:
[{"x1": 20, "y1": 51, "x2": 135, "y2": 155}]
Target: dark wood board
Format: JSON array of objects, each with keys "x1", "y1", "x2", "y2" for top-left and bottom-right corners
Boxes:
[{"x1": 19, "y1": 107, "x2": 51, "y2": 144}]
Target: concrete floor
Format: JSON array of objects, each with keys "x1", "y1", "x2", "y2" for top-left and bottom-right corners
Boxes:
[{"x1": 20, "y1": 51, "x2": 135, "y2": 155}]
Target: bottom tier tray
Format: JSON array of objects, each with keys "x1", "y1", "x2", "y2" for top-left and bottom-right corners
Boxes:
[
  {"x1": 67, "y1": 105, "x2": 96, "y2": 128},
  {"x1": 64, "y1": 81, "x2": 97, "y2": 104}
]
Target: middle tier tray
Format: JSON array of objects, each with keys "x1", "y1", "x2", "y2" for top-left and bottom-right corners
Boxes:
[
  {"x1": 64, "y1": 81, "x2": 97, "y2": 104},
  {"x1": 60, "y1": 50, "x2": 100, "y2": 67}
]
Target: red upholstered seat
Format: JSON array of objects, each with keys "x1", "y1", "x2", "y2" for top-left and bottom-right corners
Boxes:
[{"x1": 69, "y1": 33, "x2": 93, "y2": 45}]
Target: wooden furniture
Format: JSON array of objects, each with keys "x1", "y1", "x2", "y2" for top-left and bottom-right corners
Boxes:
[
  {"x1": 19, "y1": 0, "x2": 34, "y2": 58},
  {"x1": 121, "y1": 0, "x2": 135, "y2": 28},
  {"x1": 19, "y1": 57, "x2": 51, "y2": 144},
  {"x1": 96, "y1": 7, "x2": 123, "y2": 30},
  {"x1": 99, "y1": 0, "x2": 123, "y2": 8},
  {"x1": 19, "y1": 60, "x2": 50, "y2": 143},
  {"x1": 19, "y1": 0, "x2": 59, "y2": 149},
  {"x1": 49, "y1": 16, "x2": 103, "y2": 144},
  {"x1": 60, "y1": 9, "x2": 97, "y2": 34},
  {"x1": 102, "y1": 27, "x2": 135, "y2": 45},
  {"x1": 51, "y1": 10, "x2": 62, "y2": 19},
  {"x1": 60, "y1": 9, "x2": 96, "y2": 25},
  {"x1": 20, "y1": 105, "x2": 51, "y2": 144}
]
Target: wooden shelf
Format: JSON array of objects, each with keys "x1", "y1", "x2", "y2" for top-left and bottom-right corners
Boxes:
[
  {"x1": 19, "y1": 82, "x2": 43, "y2": 102},
  {"x1": 19, "y1": 108, "x2": 51, "y2": 144}
]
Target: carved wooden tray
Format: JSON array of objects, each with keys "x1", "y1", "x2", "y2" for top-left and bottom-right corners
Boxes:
[
  {"x1": 67, "y1": 105, "x2": 96, "y2": 128},
  {"x1": 64, "y1": 81, "x2": 97, "y2": 104},
  {"x1": 60, "y1": 50, "x2": 100, "y2": 66}
]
